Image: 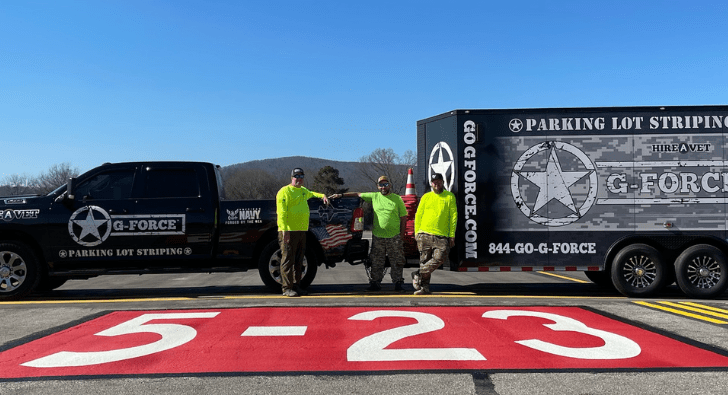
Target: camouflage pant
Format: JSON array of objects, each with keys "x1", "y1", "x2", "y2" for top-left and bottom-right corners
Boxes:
[
  {"x1": 278, "y1": 231, "x2": 306, "y2": 291},
  {"x1": 369, "y1": 234, "x2": 405, "y2": 283},
  {"x1": 416, "y1": 233, "x2": 450, "y2": 287}
]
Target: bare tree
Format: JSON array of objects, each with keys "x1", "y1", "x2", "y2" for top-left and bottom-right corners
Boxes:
[
  {"x1": 1, "y1": 174, "x2": 35, "y2": 196},
  {"x1": 357, "y1": 148, "x2": 416, "y2": 195},
  {"x1": 34, "y1": 162, "x2": 80, "y2": 194}
]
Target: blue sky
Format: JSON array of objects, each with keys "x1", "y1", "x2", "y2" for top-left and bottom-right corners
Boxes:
[{"x1": 2, "y1": 0, "x2": 727, "y2": 179}]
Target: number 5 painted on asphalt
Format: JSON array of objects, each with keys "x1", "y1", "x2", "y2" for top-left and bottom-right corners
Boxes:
[
  {"x1": 482, "y1": 310, "x2": 641, "y2": 359},
  {"x1": 22, "y1": 312, "x2": 219, "y2": 368}
]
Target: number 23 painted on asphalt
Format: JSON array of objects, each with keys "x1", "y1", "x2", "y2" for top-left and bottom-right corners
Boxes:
[{"x1": 22, "y1": 310, "x2": 640, "y2": 368}]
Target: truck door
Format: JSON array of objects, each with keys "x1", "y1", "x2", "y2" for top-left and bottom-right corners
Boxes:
[
  {"x1": 132, "y1": 164, "x2": 216, "y2": 265},
  {"x1": 47, "y1": 166, "x2": 138, "y2": 271}
]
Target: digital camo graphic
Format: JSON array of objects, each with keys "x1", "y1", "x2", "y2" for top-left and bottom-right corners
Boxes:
[{"x1": 499, "y1": 134, "x2": 726, "y2": 231}]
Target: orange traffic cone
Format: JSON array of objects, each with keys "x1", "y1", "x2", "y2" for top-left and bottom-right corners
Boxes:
[{"x1": 404, "y1": 168, "x2": 416, "y2": 196}]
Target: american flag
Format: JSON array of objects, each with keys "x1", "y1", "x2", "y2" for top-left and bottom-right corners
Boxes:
[{"x1": 311, "y1": 224, "x2": 352, "y2": 250}]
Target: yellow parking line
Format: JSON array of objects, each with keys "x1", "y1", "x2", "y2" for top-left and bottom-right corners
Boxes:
[
  {"x1": 659, "y1": 301, "x2": 728, "y2": 320},
  {"x1": 537, "y1": 271, "x2": 590, "y2": 284},
  {"x1": 0, "y1": 293, "x2": 626, "y2": 305},
  {"x1": 680, "y1": 302, "x2": 728, "y2": 315},
  {"x1": 634, "y1": 301, "x2": 728, "y2": 324}
]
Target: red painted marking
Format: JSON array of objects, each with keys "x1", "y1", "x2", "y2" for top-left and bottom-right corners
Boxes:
[
  {"x1": 522, "y1": 267, "x2": 533, "y2": 272},
  {"x1": 1, "y1": 307, "x2": 727, "y2": 378}
]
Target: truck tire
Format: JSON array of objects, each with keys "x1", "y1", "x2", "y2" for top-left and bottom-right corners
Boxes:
[
  {"x1": 257, "y1": 240, "x2": 318, "y2": 292},
  {"x1": 0, "y1": 242, "x2": 41, "y2": 300},
  {"x1": 611, "y1": 244, "x2": 665, "y2": 297},
  {"x1": 674, "y1": 245, "x2": 728, "y2": 299},
  {"x1": 584, "y1": 270, "x2": 615, "y2": 289}
]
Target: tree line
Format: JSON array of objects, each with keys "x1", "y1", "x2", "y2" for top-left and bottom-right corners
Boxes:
[
  {"x1": 1, "y1": 148, "x2": 417, "y2": 199},
  {"x1": 221, "y1": 148, "x2": 416, "y2": 199},
  {"x1": 0, "y1": 163, "x2": 80, "y2": 196}
]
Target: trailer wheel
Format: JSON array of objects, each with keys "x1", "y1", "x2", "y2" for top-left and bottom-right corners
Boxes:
[
  {"x1": 0, "y1": 242, "x2": 41, "y2": 300},
  {"x1": 674, "y1": 245, "x2": 728, "y2": 299},
  {"x1": 611, "y1": 244, "x2": 665, "y2": 297},
  {"x1": 257, "y1": 240, "x2": 318, "y2": 292},
  {"x1": 584, "y1": 271, "x2": 614, "y2": 289}
]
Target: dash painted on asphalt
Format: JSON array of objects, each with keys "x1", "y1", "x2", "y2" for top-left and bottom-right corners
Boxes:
[{"x1": 241, "y1": 326, "x2": 307, "y2": 336}]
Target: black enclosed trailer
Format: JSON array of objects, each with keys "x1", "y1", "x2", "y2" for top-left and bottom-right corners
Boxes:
[{"x1": 416, "y1": 106, "x2": 728, "y2": 298}]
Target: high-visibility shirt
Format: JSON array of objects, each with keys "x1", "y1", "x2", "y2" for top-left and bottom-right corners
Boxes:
[
  {"x1": 276, "y1": 185, "x2": 324, "y2": 231},
  {"x1": 414, "y1": 190, "x2": 457, "y2": 238},
  {"x1": 360, "y1": 192, "x2": 407, "y2": 238}
]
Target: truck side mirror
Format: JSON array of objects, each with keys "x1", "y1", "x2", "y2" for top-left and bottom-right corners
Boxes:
[{"x1": 67, "y1": 177, "x2": 76, "y2": 200}]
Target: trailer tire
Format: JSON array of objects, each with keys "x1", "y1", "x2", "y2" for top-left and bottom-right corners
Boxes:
[
  {"x1": 257, "y1": 239, "x2": 318, "y2": 292},
  {"x1": 674, "y1": 245, "x2": 728, "y2": 299},
  {"x1": 0, "y1": 242, "x2": 41, "y2": 300},
  {"x1": 611, "y1": 244, "x2": 665, "y2": 297}
]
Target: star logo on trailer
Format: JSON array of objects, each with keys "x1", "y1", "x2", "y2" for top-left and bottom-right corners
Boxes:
[
  {"x1": 429, "y1": 142, "x2": 455, "y2": 191},
  {"x1": 509, "y1": 118, "x2": 524, "y2": 133},
  {"x1": 68, "y1": 206, "x2": 112, "y2": 247},
  {"x1": 511, "y1": 141, "x2": 597, "y2": 226}
]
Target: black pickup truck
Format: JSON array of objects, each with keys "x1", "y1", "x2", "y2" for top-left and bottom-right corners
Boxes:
[{"x1": 0, "y1": 161, "x2": 368, "y2": 299}]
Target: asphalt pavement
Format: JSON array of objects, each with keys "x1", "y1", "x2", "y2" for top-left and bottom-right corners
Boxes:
[{"x1": 1, "y1": 255, "x2": 728, "y2": 394}]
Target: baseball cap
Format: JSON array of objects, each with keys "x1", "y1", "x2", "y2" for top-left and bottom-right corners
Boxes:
[
  {"x1": 291, "y1": 168, "x2": 305, "y2": 177},
  {"x1": 431, "y1": 173, "x2": 444, "y2": 181},
  {"x1": 377, "y1": 175, "x2": 389, "y2": 184}
]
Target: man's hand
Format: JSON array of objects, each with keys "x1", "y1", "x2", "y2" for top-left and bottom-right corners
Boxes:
[
  {"x1": 449, "y1": 238, "x2": 455, "y2": 248},
  {"x1": 322, "y1": 195, "x2": 330, "y2": 205},
  {"x1": 283, "y1": 231, "x2": 290, "y2": 243}
]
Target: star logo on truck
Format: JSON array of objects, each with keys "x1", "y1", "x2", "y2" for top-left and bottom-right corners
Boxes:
[
  {"x1": 68, "y1": 206, "x2": 112, "y2": 246},
  {"x1": 511, "y1": 141, "x2": 597, "y2": 226}
]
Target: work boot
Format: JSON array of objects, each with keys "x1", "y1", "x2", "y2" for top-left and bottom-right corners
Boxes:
[
  {"x1": 282, "y1": 289, "x2": 299, "y2": 297},
  {"x1": 394, "y1": 281, "x2": 404, "y2": 291},
  {"x1": 411, "y1": 271, "x2": 421, "y2": 291},
  {"x1": 414, "y1": 286, "x2": 431, "y2": 295},
  {"x1": 366, "y1": 281, "x2": 381, "y2": 291}
]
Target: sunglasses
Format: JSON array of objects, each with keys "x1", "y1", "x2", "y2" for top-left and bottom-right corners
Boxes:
[
  {"x1": 293, "y1": 174, "x2": 304, "y2": 179},
  {"x1": 378, "y1": 183, "x2": 390, "y2": 187}
]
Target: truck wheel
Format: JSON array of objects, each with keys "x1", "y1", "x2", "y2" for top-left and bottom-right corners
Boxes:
[
  {"x1": 0, "y1": 242, "x2": 41, "y2": 300},
  {"x1": 674, "y1": 245, "x2": 728, "y2": 299},
  {"x1": 611, "y1": 244, "x2": 665, "y2": 297},
  {"x1": 257, "y1": 240, "x2": 318, "y2": 292},
  {"x1": 584, "y1": 271, "x2": 615, "y2": 289}
]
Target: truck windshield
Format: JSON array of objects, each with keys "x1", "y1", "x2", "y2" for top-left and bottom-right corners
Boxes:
[{"x1": 47, "y1": 184, "x2": 66, "y2": 196}]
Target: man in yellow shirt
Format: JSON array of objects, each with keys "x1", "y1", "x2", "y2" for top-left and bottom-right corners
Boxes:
[
  {"x1": 331, "y1": 175, "x2": 408, "y2": 291},
  {"x1": 276, "y1": 168, "x2": 329, "y2": 297},
  {"x1": 412, "y1": 173, "x2": 457, "y2": 295}
]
